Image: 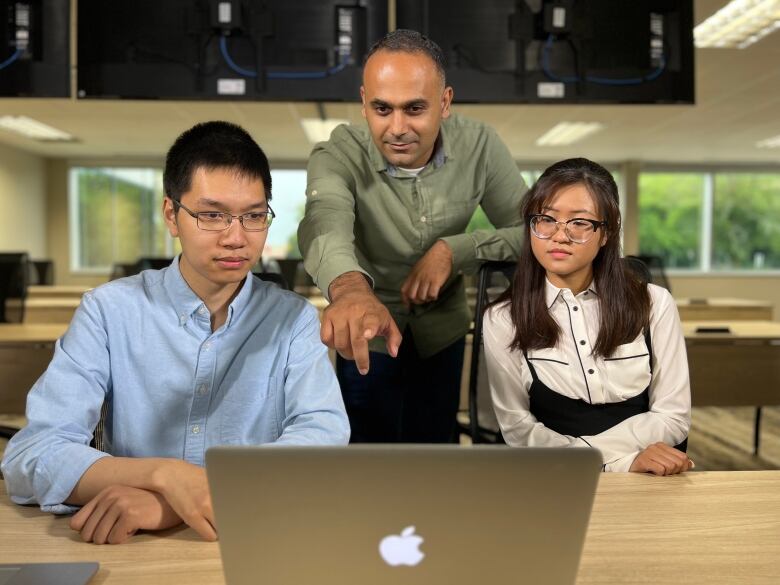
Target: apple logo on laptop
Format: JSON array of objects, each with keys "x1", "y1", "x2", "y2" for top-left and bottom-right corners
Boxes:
[{"x1": 379, "y1": 526, "x2": 425, "y2": 566}]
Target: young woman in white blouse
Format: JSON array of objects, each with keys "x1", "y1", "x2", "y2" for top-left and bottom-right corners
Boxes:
[{"x1": 483, "y1": 158, "x2": 693, "y2": 474}]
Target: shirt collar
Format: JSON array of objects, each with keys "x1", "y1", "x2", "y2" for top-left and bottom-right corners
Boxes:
[
  {"x1": 544, "y1": 278, "x2": 599, "y2": 309},
  {"x1": 163, "y1": 255, "x2": 254, "y2": 329},
  {"x1": 370, "y1": 126, "x2": 449, "y2": 176}
]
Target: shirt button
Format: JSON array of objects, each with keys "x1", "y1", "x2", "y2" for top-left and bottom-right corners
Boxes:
[
  {"x1": 203, "y1": 342, "x2": 211, "y2": 351},
  {"x1": 192, "y1": 425, "x2": 200, "y2": 434},
  {"x1": 588, "y1": 368, "x2": 595, "y2": 374},
  {"x1": 580, "y1": 340, "x2": 586, "y2": 345},
  {"x1": 420, "y1": 216, "x2": 427, "y2": 223},
  {"x1": 197, "y1": 384, "x2": 208, "y2": 396},
  {"x1": 572, "y1": 306, "x2": 579, "y2": 311},
  {"x1": 311, "y1": 189, "x2": 318, "y2": 196},
  {"x1": 198, "y1": 306, "x2": 207, "y2": 315}
]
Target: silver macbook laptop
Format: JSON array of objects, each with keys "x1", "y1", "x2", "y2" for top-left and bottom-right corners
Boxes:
[{"x1": 206, "y1": 446, "x2": 601, "y2": 585}]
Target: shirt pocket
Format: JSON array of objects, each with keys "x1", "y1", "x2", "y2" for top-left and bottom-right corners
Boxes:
[
  {"x1": 219, "y1": 376, "x2": 279, "y2": 445},
  {"x1": 602, "y1": 338, "x2": 651, "y2": 400},
  {"x1": 443, "y1": 200, "x2": 478, "y2": 232}
]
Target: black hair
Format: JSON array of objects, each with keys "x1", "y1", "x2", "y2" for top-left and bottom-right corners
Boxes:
[
  {"x1": 163, "y1": 120, "x2": 272, "y2": 202},
  {"x1": 493, "y1": 157, "x2": 650, "y2": 358},
  {"x1": 364, "y1": 29, "x2": 446, "y2": 83}
]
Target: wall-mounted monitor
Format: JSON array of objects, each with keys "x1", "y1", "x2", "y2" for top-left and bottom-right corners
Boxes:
[
  {"x1": 77, "y1": 0, "x2": 387, "y2": 101},
  {"x1": 397, "y1": 0, "x2": 694, "y2": 104},
  {"x1": 0, "y1": 0, "x2": 70, "y2": 97}
]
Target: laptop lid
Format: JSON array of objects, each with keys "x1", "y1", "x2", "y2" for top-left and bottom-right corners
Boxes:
[
  {"x1": 0, "y1": 563, "x2": 98, "y2": 585},
  {"x1": 206, "y1": 446, "x2": 601, "y2": 585}
]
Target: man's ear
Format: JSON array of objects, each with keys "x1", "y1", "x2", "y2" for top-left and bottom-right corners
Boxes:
[
  {"x1": 360, "y1": 86, "x2": 367, "y2": 119},
  {"x1": 162, "y1": 197, "x2": 180, "y2": 238},
  {"x1": 440, "y1": 86, "x2": 454, "y2": 119}
]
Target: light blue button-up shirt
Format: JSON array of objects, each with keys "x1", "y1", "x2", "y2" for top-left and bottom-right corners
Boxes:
[{"x1": 1, "y1": 258, "x2": 350, "y2": 513}]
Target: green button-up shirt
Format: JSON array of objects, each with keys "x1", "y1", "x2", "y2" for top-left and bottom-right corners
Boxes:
[{"x1": 298, "y1": 113, "x2": 527, "y2": 358}]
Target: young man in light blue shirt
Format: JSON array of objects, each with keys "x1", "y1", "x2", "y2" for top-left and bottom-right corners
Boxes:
[{"x1": 1, "y1": 121, "x2": 350, "y2": 544}]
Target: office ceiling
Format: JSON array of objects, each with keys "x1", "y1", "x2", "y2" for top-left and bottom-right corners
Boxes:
[{"x1": 0, "y1": 0, "x2": 778, "y2": 165}]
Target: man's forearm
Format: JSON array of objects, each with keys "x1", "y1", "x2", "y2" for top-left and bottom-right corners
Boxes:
[{"x1": 66, "y1": 456, "x2": 180, "y2": 505}]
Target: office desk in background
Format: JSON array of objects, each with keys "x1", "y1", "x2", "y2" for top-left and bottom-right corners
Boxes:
[
  {"x1": 0, "y1": 324, "x2": 67, "y2": 413},
  {"x1": 683, "y1": 320, "x2": 780, "y2": 407},
  {"x1": 676, "y1": 298, "x2": 773, "y2": 321},
  {"x1": 27, "y1": 285, "x2": 93, "y2": 299},
  {"x1": 0, "y1": 472, "x2": 778, "y2": 584}
]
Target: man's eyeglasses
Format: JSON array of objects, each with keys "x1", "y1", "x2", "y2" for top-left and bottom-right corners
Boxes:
[
  {"x1": 528, "y1": 214, "x2": 607, "y2": 244},
  {"x1": 172, "y1": 199, "x2": 275, "y2": 232}
]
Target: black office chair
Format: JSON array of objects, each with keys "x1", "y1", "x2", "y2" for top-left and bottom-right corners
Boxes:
[
  {"x1": 464, "y1": 261, "x2": 516, "y2": 444},
  {"x1": 0, "y1": 252, "x2": 30, "y2": 323},
  {"x1": 136, "y1": 257, "x2": 174, "y2": 271},
  {"x1": 253, "y1": 272, "x2": 290, "y2": 290},
  {"x1": 28, "y1": 260, "x2": 54, "y2": 285},
  {"x1": 631, "y1": 254, "x2": 671, "y2": 292}
]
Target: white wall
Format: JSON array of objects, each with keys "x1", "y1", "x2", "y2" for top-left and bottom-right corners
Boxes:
[{"x1": 0, "y1": 142, "x2": 46, "y2": 257}]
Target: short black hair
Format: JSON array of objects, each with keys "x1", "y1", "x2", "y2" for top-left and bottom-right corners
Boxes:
[
  {"x1": 163, "y1": 121, "x2": 272, "y2": 202},
  {"x1": 364, "y1": 29, "x2": 446, "y2": 83}
]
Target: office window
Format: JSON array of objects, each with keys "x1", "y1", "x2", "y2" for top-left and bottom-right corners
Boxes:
[
  {"x1": 267, "y1": 169, "x2": 307, "y2": 258},
  {"x1": 70, "y1": 168, "x2": 175, "y2": 272},
  {"x1": 639, "y1": 170, "x2": 780, "y2": 272},
  {"x1": 70, "y1": 167, "x2": 308, "y2": 272},
  {"x1": 712, "y1": 173, "x2": 780, "y2": 270},
  {"x1": 638, "y1": 172, "x2": 704, "y2": 269}
]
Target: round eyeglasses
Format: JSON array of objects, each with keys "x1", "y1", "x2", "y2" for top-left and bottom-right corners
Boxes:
[
  {"x1": 173, "y1": 199, "x2": 275, "y2": 232},
  {"x1": 528, "y1": 214, "x2": 607, "y2": 244}
]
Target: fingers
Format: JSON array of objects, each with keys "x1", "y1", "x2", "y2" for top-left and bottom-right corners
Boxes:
[
  {"x1": 350, "y1": 327, "x2": 371, "y2": 375},
  {"x1": 383, "y1": 319, "x2": 403, "y2": 358},
  {"x1": 70, "y1": 495, "x2": 99, "y2": 531},
  {"x1": 182, "y1": 512, "x2": 218, "y2": 542}
]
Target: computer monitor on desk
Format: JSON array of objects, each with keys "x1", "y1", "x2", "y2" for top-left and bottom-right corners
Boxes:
[{"x1": 0, "y1": 252, "x2": 29, "y2": 323}]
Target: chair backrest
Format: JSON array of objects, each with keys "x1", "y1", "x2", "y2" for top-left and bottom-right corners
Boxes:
[
  {"x1": 28, "y1": 259, "x2": 54, "y2": 285},
  {"x1": 0, "y1": 252, "x2": 30, "y2": 323},
  {"x1": 468, "y1": 261, "x2": 516, "y2": 443},
  {"x1": 136, "y1": 257, "x2": 173, "y2": 271},
  {"x1": 253, "y1": 271, "x2": 290, "y2": 290},
  {"x1": 630, "y1": 254, "x2": 671, "y2": 292}
]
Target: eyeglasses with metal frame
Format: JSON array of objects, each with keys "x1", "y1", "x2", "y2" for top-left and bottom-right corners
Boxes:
[
  {"x1": 528, "y1": 214, "x2": 607, "y2": 244},
  {"x1": 172, "y1": 198, "x2": 275, "y2": 232}
]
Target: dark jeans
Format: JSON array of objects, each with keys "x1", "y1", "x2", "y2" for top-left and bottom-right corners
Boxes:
[{"x1": 337, "y1": 330, "x2": 465, "y2": 443}]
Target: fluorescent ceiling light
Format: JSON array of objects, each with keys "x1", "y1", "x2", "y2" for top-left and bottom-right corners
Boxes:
[
  {"x1": 0, "y1": 115, "x2": 74, "y2": 141},
  {"x1": 694, "y1": 0, "x2": 780, "y2": 49},
  {"x1": 535, "y1": 122, "x2": 604, "y2": 146},
  {"x1": 300, "y1": 118, "x2": 349, "y2": 143},
  {"x1": 756, "y1": 134, "x2": 780, "y2": 148}
]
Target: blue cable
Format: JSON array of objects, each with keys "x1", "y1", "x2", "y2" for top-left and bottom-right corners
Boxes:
[
  {"x1": 542, "y1": 34, "x2": 666, "y2": 86},
  {"x1": 0, "y1": 48, "x2": 23, "y2": 71},
  {"x1": 219, "y1": 35, "x2": 257, "y2": 78},
  {"x1": 219, "y1": 35, "x2": 348, "y2": 80}
]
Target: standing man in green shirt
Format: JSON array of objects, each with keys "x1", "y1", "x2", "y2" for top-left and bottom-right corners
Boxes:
[{"x1": 298, "y1": 29, "x2": 527, "y2": 443}]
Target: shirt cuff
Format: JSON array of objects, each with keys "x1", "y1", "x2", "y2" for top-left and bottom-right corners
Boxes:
[
  {"x1": 440, "y1": 234, "x2": 478, "y2": 275},
  {"x1": 36, "y1": 443, "x2": 111, "y2": 513},
  {"x1": 603, "y1": 451, "x2": 639, "y2": 473},
  {"x1": 311, "y1": 255, "x2": 374, "y2": 301}
]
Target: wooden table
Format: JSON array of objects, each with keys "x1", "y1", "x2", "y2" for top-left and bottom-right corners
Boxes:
[
  {"x1": 0, "y1": 471, "x2": 778, "y2": 584},
  {"x1": 0, "y1": 324, "x2": 67, "y2": 413},
  {"x1": 676, "y1": 298, "x2": 773, "y2": 321}
]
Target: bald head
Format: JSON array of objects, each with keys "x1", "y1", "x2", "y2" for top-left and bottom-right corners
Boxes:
[{"x1": 363, "y1": 29, "x2": 446, "y2": 85}]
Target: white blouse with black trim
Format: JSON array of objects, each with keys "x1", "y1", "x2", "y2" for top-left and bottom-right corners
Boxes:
[{"x1": 483, "y1": 279, "x2": 692, "y2": 472}]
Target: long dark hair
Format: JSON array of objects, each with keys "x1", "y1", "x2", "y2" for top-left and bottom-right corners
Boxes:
[{"x1": 494, "y1": 158, "x2": 650, "y2": 357}]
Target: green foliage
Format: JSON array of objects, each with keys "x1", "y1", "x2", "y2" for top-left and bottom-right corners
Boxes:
[{"x1": 638, "y1": 173, "x2": 702, "y2": 268}]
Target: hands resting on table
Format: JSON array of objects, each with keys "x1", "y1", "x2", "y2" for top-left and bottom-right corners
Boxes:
[{"x1": 68, "y1": 457, "x2": 215, "y2": 545}]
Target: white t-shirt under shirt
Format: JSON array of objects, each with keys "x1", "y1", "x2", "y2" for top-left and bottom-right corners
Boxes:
[{"x1": 483, "y1": 279, "x2": 691, "y2": 472}]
